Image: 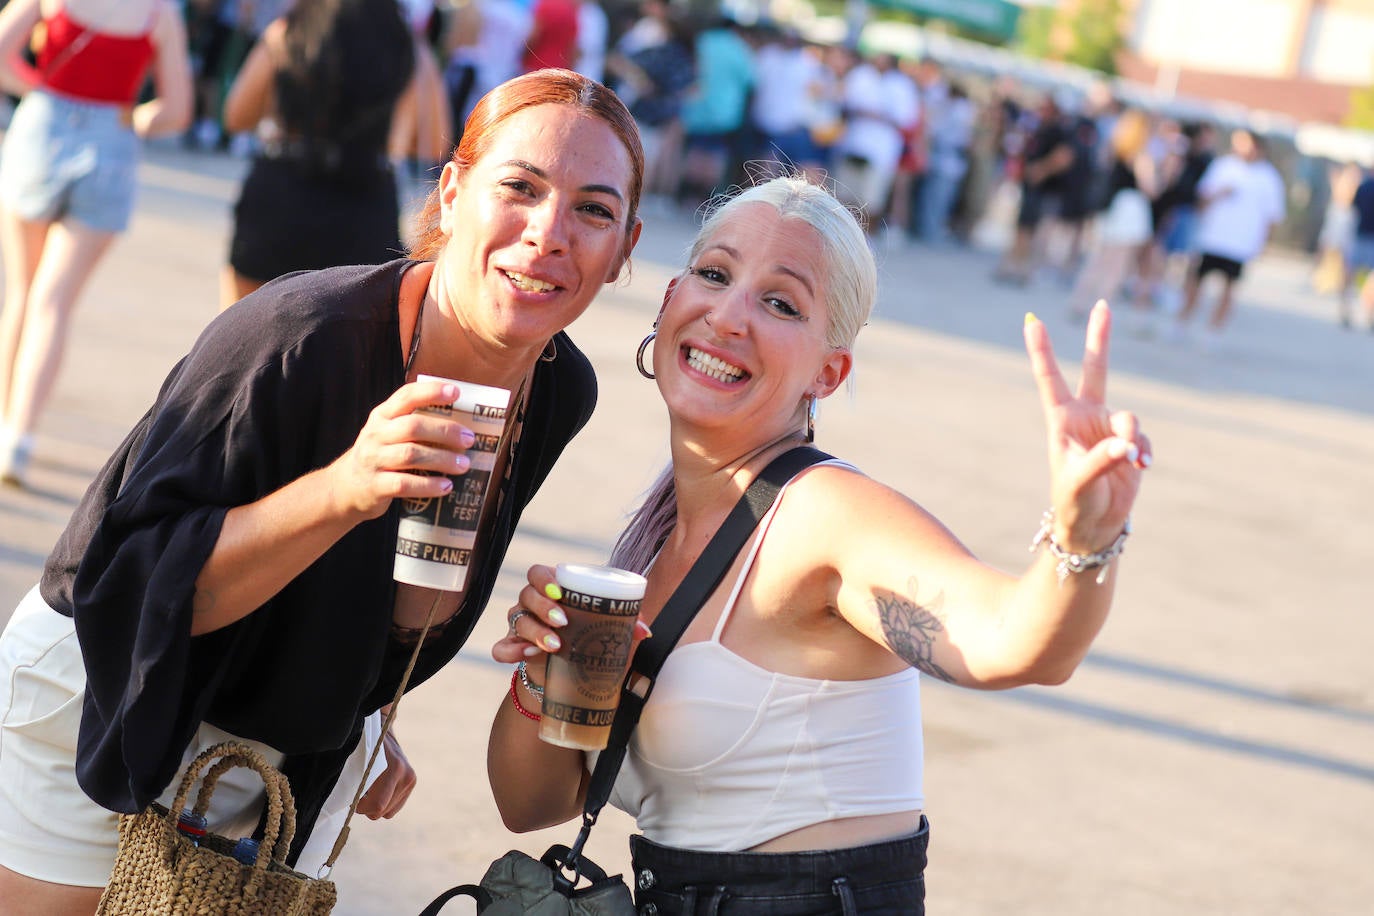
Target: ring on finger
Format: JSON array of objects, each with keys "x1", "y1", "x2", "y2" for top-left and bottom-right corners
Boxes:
[{"x1": 508, "y1": 608, "x2": 531, "y2": 635}]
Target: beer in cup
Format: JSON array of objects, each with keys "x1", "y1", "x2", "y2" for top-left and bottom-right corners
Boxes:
[{"x1": 539, "y1": 563, "x2": 647, "y2": 750}]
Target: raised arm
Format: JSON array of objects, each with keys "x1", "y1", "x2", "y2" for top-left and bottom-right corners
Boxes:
[
  {"x1": 0, "y1": 0, "x2": 41, "y2": 96},
  {"x1": 818, "y1": 303, "x2": 1149, "y2": 688}
]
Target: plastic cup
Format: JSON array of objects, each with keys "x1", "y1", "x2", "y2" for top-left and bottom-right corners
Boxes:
[
  {"x1": 538, "y1": 564, "x2": 647, "y2": 750},
  {"x1": 393, "y1": 376, "x2": 510, "y2": 592}
]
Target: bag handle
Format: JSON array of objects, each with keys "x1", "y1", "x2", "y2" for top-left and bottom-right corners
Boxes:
[
  {"x1": 199, "y1": 751, "x2": 298, "y2": 864},
  {"x1": 319, "y1": 582, "x2": 447, "y2": 875},
  {"x1": 164, "y1": 742, "x2": 293, "y2": 897},
  {"x1": 561, "y1": 446, "x2": 831, "y2": 876},
  {"x1": 415, "y1": 884, "x2": 492, "y2": 916}
]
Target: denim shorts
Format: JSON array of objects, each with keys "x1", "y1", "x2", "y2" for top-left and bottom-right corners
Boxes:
[
  {"x1": 628, "y1": 819, "x2": 929, "y2": 915},
  {"x1": 1160, "y1": 206, "x2": 1197, "y2": 255},
  {"x1": 1346, "y1": 235, "x2": 1374, "y2": 272},
  {"x1": 0, "y1": 89, "x2": 139, "y2": 232}
]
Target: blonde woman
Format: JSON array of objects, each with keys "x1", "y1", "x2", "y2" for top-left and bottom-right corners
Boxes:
[
  {"x1": 1066, "y1": 109, "x2": 1156, "y2": 323},
  {"x1": 489, "y1": 177, "x2": 1150, "y2": 914}
]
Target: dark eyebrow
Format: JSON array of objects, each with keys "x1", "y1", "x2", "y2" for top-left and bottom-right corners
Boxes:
[
  {"x1": 704, "y1": 243, "x2": 815, "y2": 296},
  {"x1": 501, "y1": 160, "x2": 625, "y2": 203}
]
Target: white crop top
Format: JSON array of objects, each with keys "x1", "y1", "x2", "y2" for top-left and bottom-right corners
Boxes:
[{"x1": 606, "y1": 461, "x2": 925, "y2": 852}]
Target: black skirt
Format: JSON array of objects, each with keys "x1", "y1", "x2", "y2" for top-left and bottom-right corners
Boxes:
[{"x1": 229, "y1": 154, "x2": 403, "y2": 284}]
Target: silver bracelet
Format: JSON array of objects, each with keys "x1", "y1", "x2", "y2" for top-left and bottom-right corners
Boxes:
[
  {"x1": 516, "y1": 660, "x2": 545, "y2": 698},
  {"x1": 1029, "y1": 509, "x2": 1131, "y2": 585}
]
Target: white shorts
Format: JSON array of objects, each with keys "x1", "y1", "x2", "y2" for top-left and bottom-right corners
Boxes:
[
  {"x1": 0, "y1": 586, "x2": 384, "y2": 886},
  {"x1": 1098, "y1": 188, "x2": 1153, "y2": 246},
  {"x1": 832, "y1": 154, "x2": 897, "y2": 222}
]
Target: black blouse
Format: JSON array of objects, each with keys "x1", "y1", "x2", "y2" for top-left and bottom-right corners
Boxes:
[{"x1": 40, "y1": 259, "x2": 597, "y2": 855}]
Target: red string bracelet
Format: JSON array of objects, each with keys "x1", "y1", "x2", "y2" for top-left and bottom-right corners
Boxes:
[{"x1": 509, "y1": 669, "x2": 542, "y2": 721}]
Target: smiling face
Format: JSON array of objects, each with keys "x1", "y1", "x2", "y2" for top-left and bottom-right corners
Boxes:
[
  {"x1": 654, "y1": 202, "x2": 852, "y2": 445},
  {"x1": 434, "y1": 103, "x2": 641, "y2": 354}
]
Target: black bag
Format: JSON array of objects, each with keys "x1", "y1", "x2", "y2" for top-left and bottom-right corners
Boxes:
[
  {"x1": 418, "y1": 844, "x2": 633, "y2": 915},
  {"x1": 420, "y1": 447, "x2": 830, "y2": 915}
]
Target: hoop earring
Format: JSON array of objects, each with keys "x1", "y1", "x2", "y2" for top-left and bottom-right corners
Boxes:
[
  {"x1": 806, "y1": 395, "x2": 817, "y2": 443},
  {"x1": 636, "y1": 332, "x2": 656, "y2": 379}
]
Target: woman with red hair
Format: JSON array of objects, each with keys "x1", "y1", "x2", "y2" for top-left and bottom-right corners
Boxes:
[{"x1": 0, "y1": 69, "x2": 642, "y2": 912}]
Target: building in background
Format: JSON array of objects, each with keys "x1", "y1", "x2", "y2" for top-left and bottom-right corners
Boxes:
[{"x1": 1117, "y1": 0, "x2": 1374, "y2": 125}]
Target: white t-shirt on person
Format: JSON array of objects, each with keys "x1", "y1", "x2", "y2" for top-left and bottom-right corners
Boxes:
[{"x1": 1193, "y1": 154, "x2": 1286, "y2": 263}]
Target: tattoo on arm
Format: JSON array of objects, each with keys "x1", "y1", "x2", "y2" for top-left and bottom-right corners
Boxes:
[{"x1": 873, "y1": 585, "x2": 955, "y2": 683}]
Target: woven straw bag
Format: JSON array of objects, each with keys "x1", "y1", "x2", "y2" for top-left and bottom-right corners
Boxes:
[{"x1": 96, "y1": 741, "x2": 337, "y2": 915}]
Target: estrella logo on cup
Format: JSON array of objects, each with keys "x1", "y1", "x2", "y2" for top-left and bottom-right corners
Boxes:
[{"x1": 566, "y1": 621, "x2": 633, "y2": 702}]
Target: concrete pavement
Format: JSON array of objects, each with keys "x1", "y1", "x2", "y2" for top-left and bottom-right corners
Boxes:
[{"x1": 1, "y1": 141, "x2": 1371, "y2": 914}]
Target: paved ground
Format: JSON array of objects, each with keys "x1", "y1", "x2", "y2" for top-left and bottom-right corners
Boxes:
[{"x1": 1, "y1": 141, "x2": 1371, "y2": 914}]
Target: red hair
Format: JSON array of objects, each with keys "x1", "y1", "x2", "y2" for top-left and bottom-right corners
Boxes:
[{"x1": 409, "y1": 69, "x2": 643, "y2": 260}]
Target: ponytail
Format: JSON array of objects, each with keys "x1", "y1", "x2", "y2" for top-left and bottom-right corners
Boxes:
[{"x1": 608, "y1": 464, "x2": 676, "y2": 574}]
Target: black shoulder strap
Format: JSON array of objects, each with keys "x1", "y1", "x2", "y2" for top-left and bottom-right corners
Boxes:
[{"x1": 579, "y1": 445, "x2": 832, "y2": 825}]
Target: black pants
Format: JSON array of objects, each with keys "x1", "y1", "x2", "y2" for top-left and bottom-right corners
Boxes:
[{"x1": 628, "y1": 818, "x2": 928, "y2": 915}]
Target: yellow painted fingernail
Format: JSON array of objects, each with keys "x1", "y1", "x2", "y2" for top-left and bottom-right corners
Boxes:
[
  {"x1": 1025, "y1": 312, "x2": 1039, "y2": 326},
  {"x1": 543, "y1": 583, "x2": 563, "y2": 601}
]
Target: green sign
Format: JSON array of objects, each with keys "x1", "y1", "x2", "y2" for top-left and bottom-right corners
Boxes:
[{"x1": 869, "y1": 0, "x2": 1022, "y2": 41}]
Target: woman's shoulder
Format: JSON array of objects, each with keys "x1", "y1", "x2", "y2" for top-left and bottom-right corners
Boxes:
[
  {"x1": 203, "y1": 261, "x2": 409, "y2": 369},
  {"x1": 772, "y1": 458, "x2": 868, "y2": 515},
  {"x1": 775, "y1": 459, "x2": 930, "y2": 530}
]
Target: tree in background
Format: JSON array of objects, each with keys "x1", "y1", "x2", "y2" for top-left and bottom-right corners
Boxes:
[{"x1": 1017, "y1": 0, "x2": 1125, "y2": 76}]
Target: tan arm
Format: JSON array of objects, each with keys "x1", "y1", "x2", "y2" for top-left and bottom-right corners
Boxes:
[
  {"x1": 0, "y1": 0, "x2": 42, "y2": 97},
  {"x1": 222, "y1": 18, "x2": 285, "y2": 135},
  {"x1": 130, "y1": 1, "x2": 193, "y2": 138}
]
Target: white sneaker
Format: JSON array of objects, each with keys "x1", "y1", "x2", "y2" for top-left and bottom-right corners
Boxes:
[{"x1": 0, "y1": 432, "x2": 33, "y2": 486}]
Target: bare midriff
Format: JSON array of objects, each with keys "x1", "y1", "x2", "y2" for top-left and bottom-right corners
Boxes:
[{"x1": 748, "y1": 810, "x2": 925, "y2": 853}]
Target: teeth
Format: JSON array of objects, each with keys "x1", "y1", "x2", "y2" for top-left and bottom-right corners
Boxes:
[
  {"x1": 686, "y1": 347, "x2": 746, "y2": 383},
  {"x1": 504, "y1": 270, "x2": 556, "y2": 292}
]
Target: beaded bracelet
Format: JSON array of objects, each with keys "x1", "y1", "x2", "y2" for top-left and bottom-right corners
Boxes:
[
  {"x1": 1029, "y1": 509, "x2": 1132, "y2": 585},
  {"x1": 516, "y1": 660, "x2": 545, "y2": 699},
  {"x1": 509, "y1": 669, "x2": 542, "y2": 721}
]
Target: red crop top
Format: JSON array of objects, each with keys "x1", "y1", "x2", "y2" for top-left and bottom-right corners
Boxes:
[{"x1": 38, "y1": 7, "x2": 155, "y2": 106}]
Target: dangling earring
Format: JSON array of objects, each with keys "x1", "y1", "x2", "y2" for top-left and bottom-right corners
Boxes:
[
  {"x1": 636, "y1": 332, "x2": 656, "y2": 379},
  {"x1": 806, "y1": 395, "x2": 818, "y2": 443}
]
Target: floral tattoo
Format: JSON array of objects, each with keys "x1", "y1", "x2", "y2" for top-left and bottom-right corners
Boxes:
[{"x1": 872, "y1": 583, "x2": 955, "y2": 683}]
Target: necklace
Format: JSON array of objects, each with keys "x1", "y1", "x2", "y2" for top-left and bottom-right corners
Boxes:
[{"x1": 403, "y1": 298, "x2": 425, "y2": 379}]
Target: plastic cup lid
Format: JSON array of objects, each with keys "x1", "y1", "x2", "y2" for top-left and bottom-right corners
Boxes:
[{"x1": 555, "y1": 564, "x2": 647, "y2": 600}]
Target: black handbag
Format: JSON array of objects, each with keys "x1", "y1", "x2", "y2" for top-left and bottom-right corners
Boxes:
[{"x1": 420, "y1": 447, "x2": 830, "y2": 915}]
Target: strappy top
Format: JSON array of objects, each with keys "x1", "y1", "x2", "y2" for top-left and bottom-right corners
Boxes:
[
  {"x1": 608, "y1": 460, "x2": 925, "y2": 851},
  {"x1": 39, "y1": 6, "x2": 156, "y2": 105}
]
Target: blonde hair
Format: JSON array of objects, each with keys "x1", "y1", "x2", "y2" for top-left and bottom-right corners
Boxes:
[
  {"x1": 610, "y1": 176, "x2": 874, "y2": 574},
  {"x1": 691, "y1": 177, "x2": 876, "y2": 350},
  {"x1": 1111, "y1": 110, "x2": 1151, "y2": 164}
]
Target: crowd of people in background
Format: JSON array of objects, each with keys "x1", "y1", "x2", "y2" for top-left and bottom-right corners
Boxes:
[
  {"x1": 8, "y1": 0, "x2": 1366, "y2": 368},
  {"x1": 105, "y1": 1, "x2": 1357, "y2": 349}
]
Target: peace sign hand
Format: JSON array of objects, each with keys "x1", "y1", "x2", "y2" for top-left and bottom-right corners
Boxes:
[{"x1": 1024, "y1": 301, "x2": 1150, "y2": 554}]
